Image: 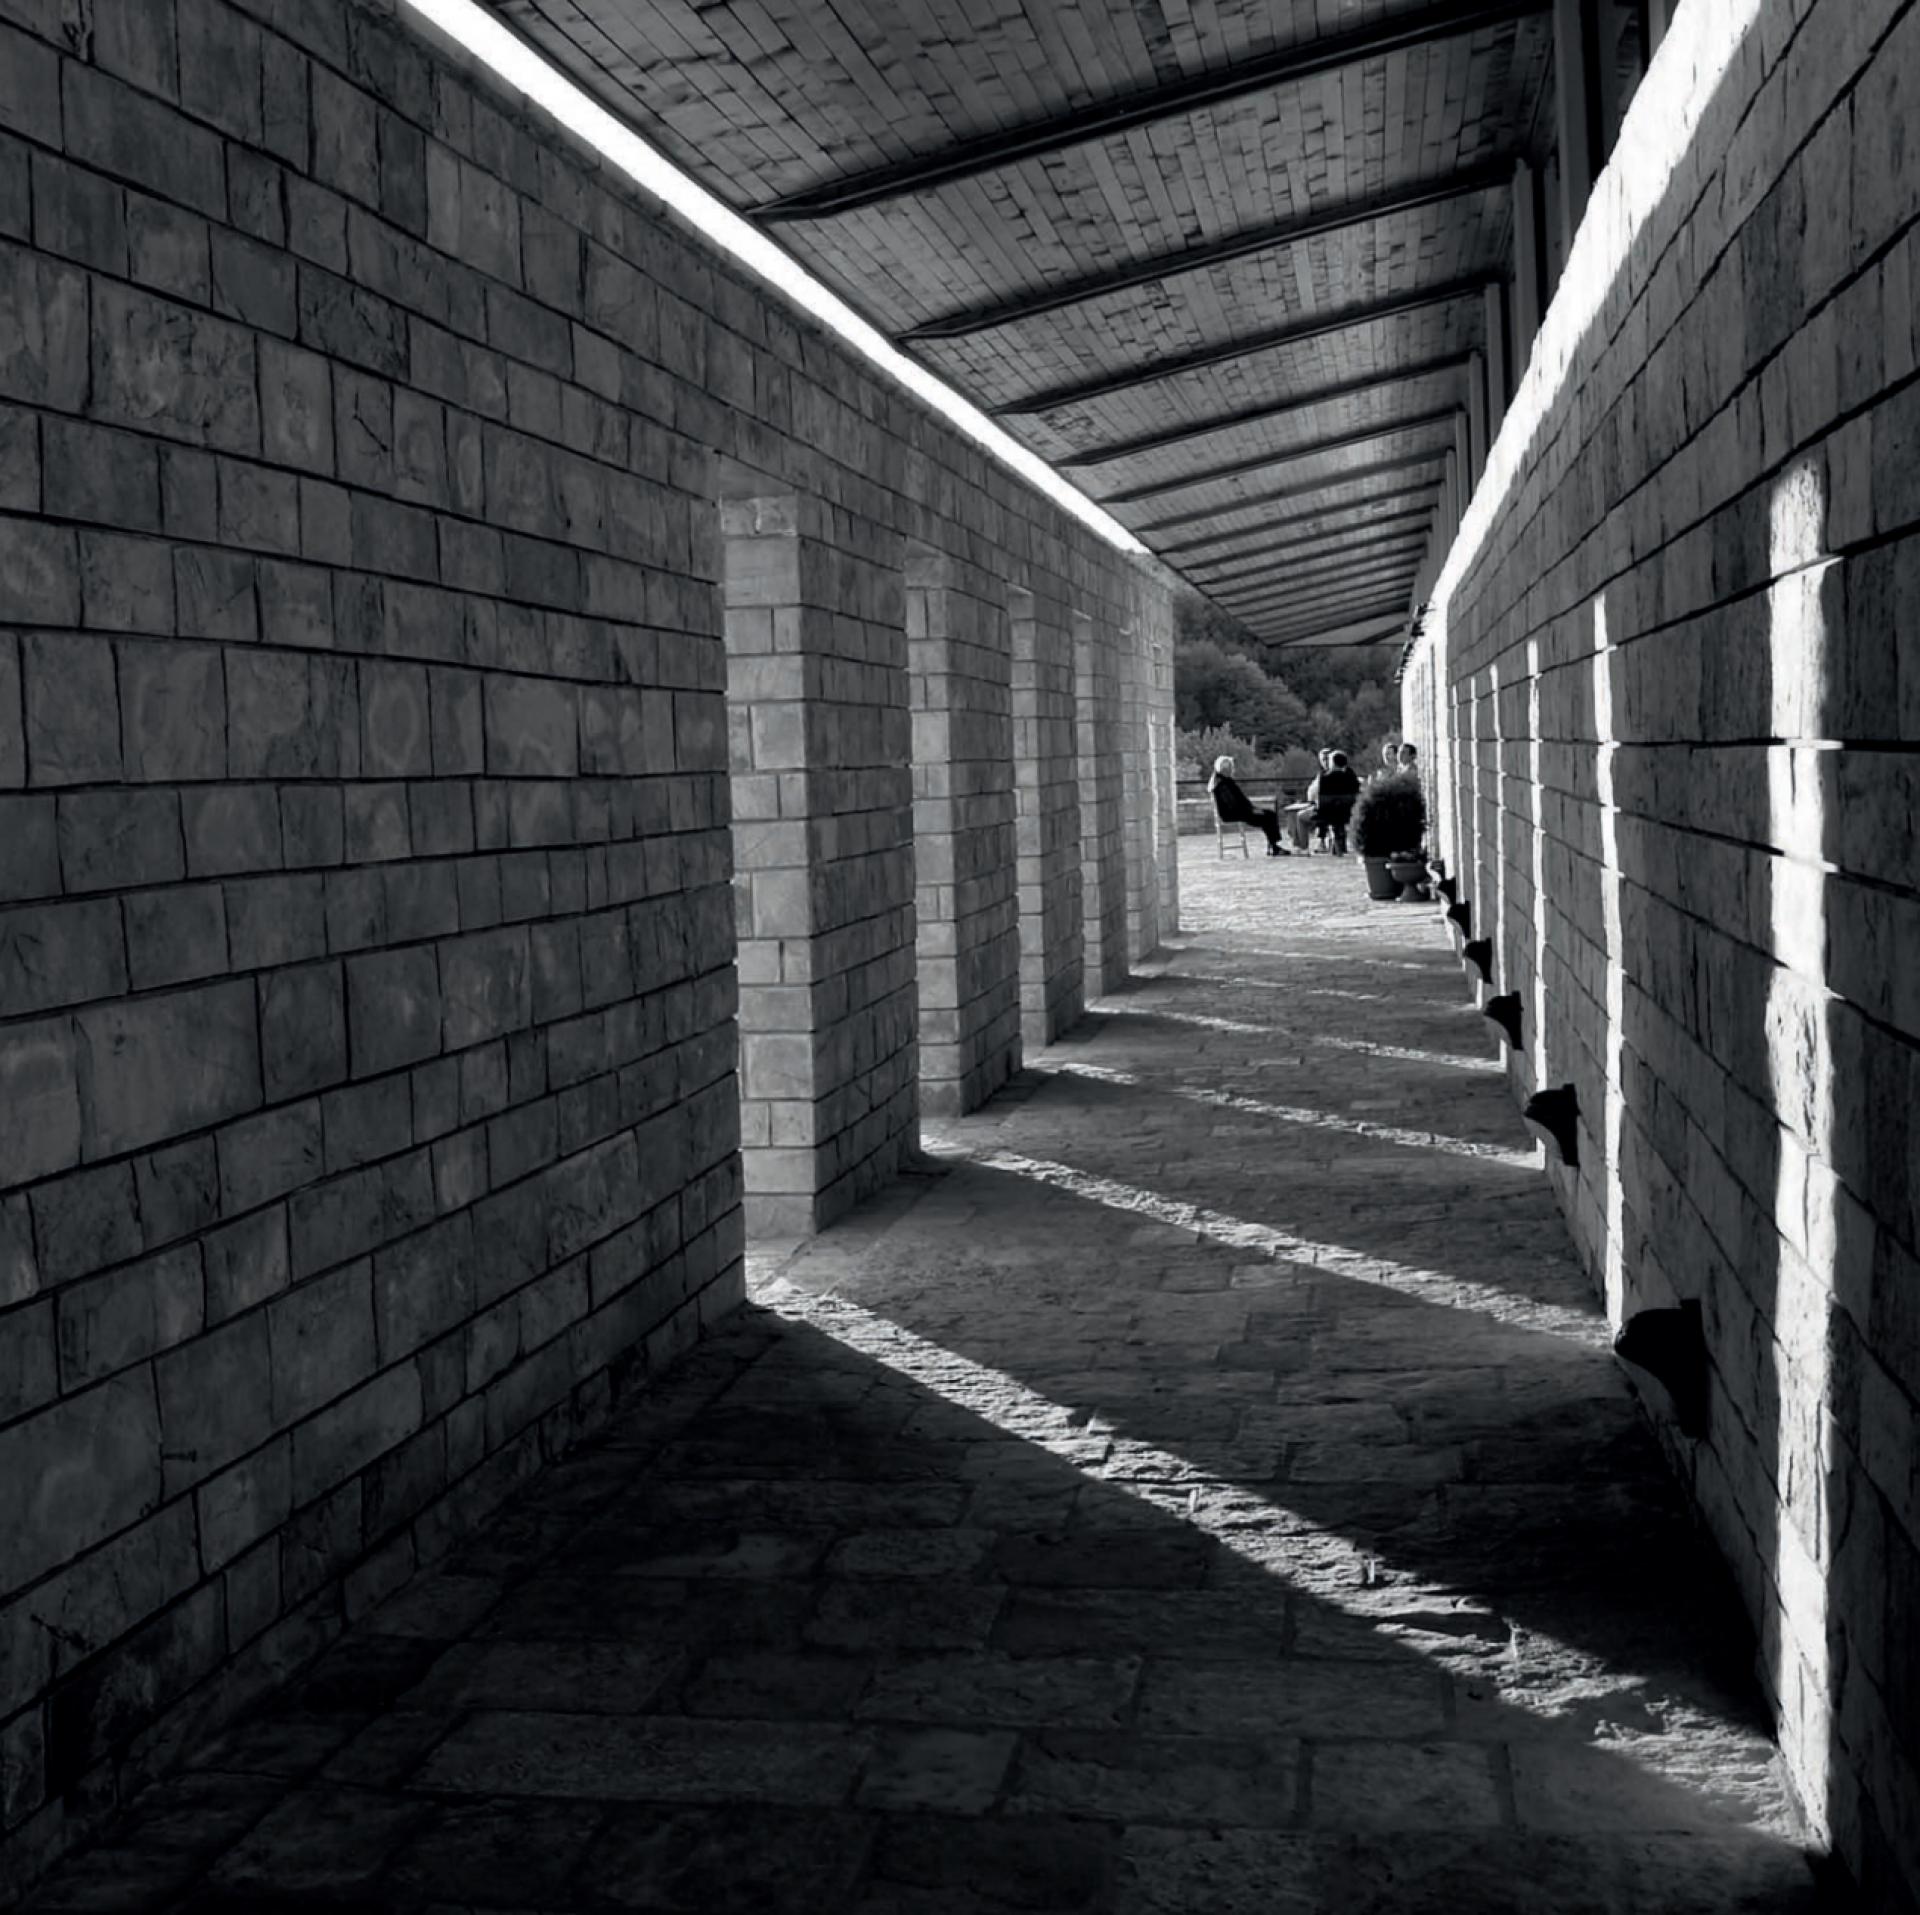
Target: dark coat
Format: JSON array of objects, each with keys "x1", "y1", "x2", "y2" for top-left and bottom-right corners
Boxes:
[
  {"x1": 1209, "y1": 773, "x2": 1261, "y2": 824},
  {"x1": 1310, "y1": 766, "x2": 1360, "y2": 821}
]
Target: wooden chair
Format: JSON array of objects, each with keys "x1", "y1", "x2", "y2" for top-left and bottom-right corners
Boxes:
[{"x1": 1214, "y1": 809, "x2": 1250, "y2": 858}]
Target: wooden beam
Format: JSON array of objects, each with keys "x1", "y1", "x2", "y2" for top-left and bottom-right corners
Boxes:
[
  {"x1": 1105, "y1": 408, "x2": 1461, "y2": 508},
  {"x1": 1233, "y1": 589, "x2": 1417, "y2": 639},
  {"x1": 901, "y1": 172, "x2": 1511, "y2": 341},
  {"x1": 1216, "y1": 559, "x2": 1424, "y2": 616},
  {"x1": 1136, "y1": 448, "x2": 1452, "y2": 534},
  {"x1": 1484, "y1": 281, "x2": 1510, "y2": 437},
  {"x1": 1554, "y1": 0, "x2": 1600, "y2": 242},
  {"x1": 1512, "y1": 162, "x2": 1543, "y2": 371},
  {"x1": 1158, "y1": 499, "x2": 1441, "y2": 567},
  {"x1": 991, "y1": 280, "x2": 1492, "y2": 416},
  {"x1": 1190, "y1": 525, "x2": 1434, "y2": 587},
  {"x1": 1259, "y1": 613, "x2": 1410, "y2": 648},
  {"x1": 1056, "y1": 357, "x2": 1470, "y2": 468},
  {"x1": 757, "y1": 0, "x2": 1551, "y2": 220},
  {"x1": 1151, "y1": 471, "x2": 1445, "y2": 554},
  {"x1": 1178, "y1": 506, "x2": 1439, "y2": 573}
]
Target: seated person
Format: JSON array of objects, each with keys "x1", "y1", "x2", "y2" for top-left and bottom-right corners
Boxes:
[
  {"x1": 1208, "y1": 755, "x2": 1288, "y2": 855},
  {"x1": 1309, "y1": 750, "x2": 1362, "y2": 853},
  {"x1": 1300, "y1": 748, "x2": 1335, "y2": 849}
]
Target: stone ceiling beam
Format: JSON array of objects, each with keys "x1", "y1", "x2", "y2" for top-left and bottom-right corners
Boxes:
[
  {"x1": 901, "y1": 169, "x2": 1513, "y2": 342},
  {"x1": 1057, "y1": 357, "x2": 1471, "y2": 469},
  {"x1": 756, "y1": 0, "x2": 1549, "y2": 220},
  {"x1": 995, "y1": 281, "x2": 1491, "y2": 417}
]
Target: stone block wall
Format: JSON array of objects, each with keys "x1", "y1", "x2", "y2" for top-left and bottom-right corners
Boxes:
[
  {"x1": 1008, "y1": 581, "x2": 1082, "y2": 1052},
  {"x1": 1404, "y1": 0, "x2": 1920, "y2": 1902},
  {"x1": 906, "y1": 548, "x2": 1018, "y2": 1116},
  {"x1": 723, "y1": 493, "x2": 915, "y2": 1237},
  {"x1": 0, "y1": 0, "x2": 1173, "y2": 1892}
]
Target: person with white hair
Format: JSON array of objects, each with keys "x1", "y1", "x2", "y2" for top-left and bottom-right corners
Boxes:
[{"x1": 1207, "y1": 755, "x2": 1287, "y2": 855}]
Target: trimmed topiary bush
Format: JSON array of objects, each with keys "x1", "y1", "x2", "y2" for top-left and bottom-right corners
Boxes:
[{"x1": 1352, "y1": 769, "x2": 1426, "y2": 857}]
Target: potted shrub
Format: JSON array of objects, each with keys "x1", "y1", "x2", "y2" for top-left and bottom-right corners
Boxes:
[{"x1": 1352, "y1": 770, "x2": 1427, "y2": 900}]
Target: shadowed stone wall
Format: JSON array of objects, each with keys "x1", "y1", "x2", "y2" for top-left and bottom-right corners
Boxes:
[
  {"x1": 1406, "y1": 1, "x2": 1920, "y2": 1902},
  {"x1": 0, "y1": 0, "x2": 1173, "y2": 1892}
]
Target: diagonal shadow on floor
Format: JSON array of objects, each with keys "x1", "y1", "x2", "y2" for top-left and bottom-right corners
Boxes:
[{"x1": 18, "y1": 1296, "x2": 1842, "y2": 1914}]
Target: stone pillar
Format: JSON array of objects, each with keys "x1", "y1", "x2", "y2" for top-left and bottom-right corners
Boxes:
[
  {"x1": 722, "y1": 495, "x2": 917, "y2": 1238},
  {"x1": 1512, "y1": 162, "x2": 1544, "y2": 374},
  {"x1": 1121, "y1": 596, "x2": 1173, "y2": 964},
  {"x1": 1483, "y1": 281, "x2": 1509, "y2": 440},
  {"x1": 1553, "y1": 0, "x2": 1597, "y2": 250},
  {"x1": 905, "y1": 548, "x2": 1019, "y2": 1115},
  {"x1": 1008, "y1": 583, "x2": 1083, "y2": 1053},
  {"x1": 1074, "y1": 609, "x2": 1128, "y2": 994},
  {"x1": 1149, "y1": 608, "x2": 1180, "y2": 942},
  {"x1": 1544, "y1": 151, "x2": 1566, "y2": 289}
]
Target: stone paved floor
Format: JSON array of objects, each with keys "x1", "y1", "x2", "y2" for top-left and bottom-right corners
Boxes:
[{"x1": 21, "y1": 844, "x2": 1840, "y2": 1913}]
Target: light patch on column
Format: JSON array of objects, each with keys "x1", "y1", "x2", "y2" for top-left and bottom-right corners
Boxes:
[
  {"x1": 1589, "y1": 612, "x2": 1626, "y2": 1322},
  {"x1": 1764, "y1": 460, "x2": 1841, "y2": 1843}
]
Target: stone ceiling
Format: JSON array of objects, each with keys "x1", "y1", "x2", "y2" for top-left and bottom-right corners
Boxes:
[{"x1": 492, "y1": 0, "x2": 1556, "y2": 651}]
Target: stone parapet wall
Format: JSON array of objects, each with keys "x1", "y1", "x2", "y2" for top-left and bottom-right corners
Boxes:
[
  {"x1": 0, "y1": 0, "x2": 1174, "y2": 1893},
  {"x1": 1405, "y1": 1, "x2": 1920, "y2": 1902}
]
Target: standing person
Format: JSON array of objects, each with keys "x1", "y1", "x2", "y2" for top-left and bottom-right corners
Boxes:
[
  {"x1": 1380, "y1": 740, "x2": 1400, "y2": 774},
  {"x1": 1397, "y1": 742, "x2": 1419, "y2": 774},
  {"x1": 1208, "y1": 756, "x2": 1288, "y2": 856},
  {"x1": 1312, "y1": 750, "x2": 1362, "y2": 853}
]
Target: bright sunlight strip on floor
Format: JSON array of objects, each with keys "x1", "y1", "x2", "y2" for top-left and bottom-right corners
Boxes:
[
  {"x1": 1043, "y1": 1059, "x2": 1539, "y2": 1170},
  {"x1": 959, "y1": 1146, "x2": 1606, "y2": 1345},
  {"x1": 400, "y1": 0, "x2": 1147, "y2": 557}
]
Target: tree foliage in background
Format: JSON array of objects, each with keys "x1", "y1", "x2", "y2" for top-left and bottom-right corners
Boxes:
[{"x1": 1172, "y1": 592, "x2": 1400, "y2": 770}]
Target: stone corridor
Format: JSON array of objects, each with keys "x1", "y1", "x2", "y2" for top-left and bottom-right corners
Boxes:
[{"x1": 19, "y1": 845, "x2": 1832, "y2": 1913}]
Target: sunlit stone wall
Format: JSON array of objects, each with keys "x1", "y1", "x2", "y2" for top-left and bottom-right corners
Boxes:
[
  {"x1": 0, "y1": 0, "x2": 1174, "y2": 1892},
  {"x1": 1404, "y1": 2, "x2": 1920, "y2": 1903}
]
